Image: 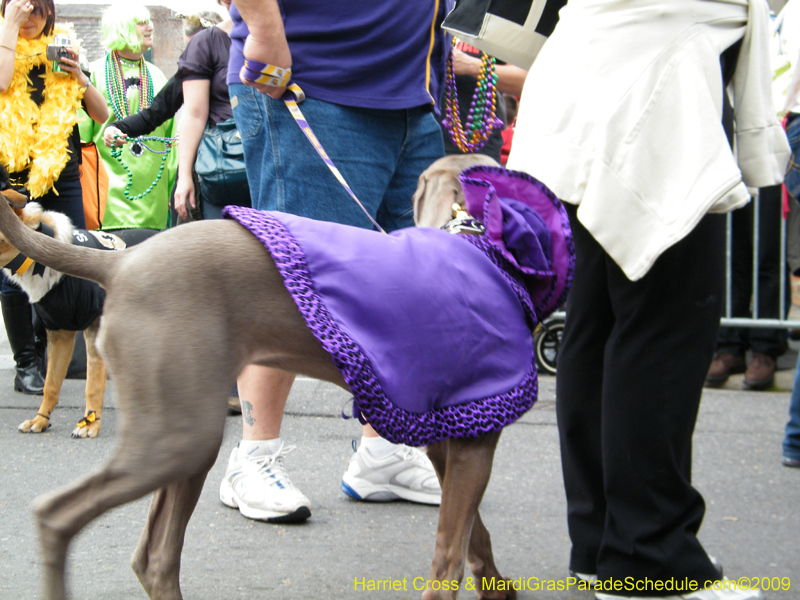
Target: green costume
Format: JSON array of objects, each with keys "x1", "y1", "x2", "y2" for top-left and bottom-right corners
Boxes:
[{"x1": 80, "y1": 55, "x2": 177, "y2": 231}]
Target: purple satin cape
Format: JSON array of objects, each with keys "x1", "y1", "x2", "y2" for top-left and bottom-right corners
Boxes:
[{"x1": 223, "y1": 166, "x2": 573, "y2": 445}]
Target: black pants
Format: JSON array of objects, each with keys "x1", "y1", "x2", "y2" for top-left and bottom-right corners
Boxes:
[
  {"x1": 716, "y1": 183, "x2": 789, "y2": 359},
  {"x1": 556, "y1": 204, "x2": 725, "y2": 591}
]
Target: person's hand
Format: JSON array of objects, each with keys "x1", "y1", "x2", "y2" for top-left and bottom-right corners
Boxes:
[
  {"x1": 103, "y1": 125, "x2": 127, "y2": 148},
  {"x1": 3, "y1": 0, "x2": 34, "y2": 31},
  {"x1": 59, "y1": 47, "x2": 88, "y2": 83},
  {"x1": 240, "y1": 33, "x2": 291, "y2": 99},
  {"x1": 451, "y1": 48, "x2": 482, "y2": 78},
  {"x1": 173, "y1": 175, "x2": 196, "y2": 220}
]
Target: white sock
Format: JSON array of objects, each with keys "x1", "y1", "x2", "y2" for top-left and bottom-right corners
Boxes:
[
  {"x1": 239, "y1": 438, "x2": 282, "y2": 457},
  {"x1": 360, "y1": 435, "x2": 398, "y2": 459}
]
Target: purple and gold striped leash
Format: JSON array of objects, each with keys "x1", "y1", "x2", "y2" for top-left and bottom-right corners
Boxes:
[{"x1": 242, "y1": 59, "x2": 386, "y2": 234}]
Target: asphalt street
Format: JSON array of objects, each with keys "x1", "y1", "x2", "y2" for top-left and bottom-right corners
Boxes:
[{"x1": 0, "y1": 357, "x2": 798, "y2": 600}]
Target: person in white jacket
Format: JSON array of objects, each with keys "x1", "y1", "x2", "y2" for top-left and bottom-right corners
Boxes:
[{"x1": 508, "y1": 0, "x2": 789, "y2": 598}]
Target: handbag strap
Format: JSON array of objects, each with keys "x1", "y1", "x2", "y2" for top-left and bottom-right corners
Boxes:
[{"x1": 281, "y1": 84, "x2": 386, "y2": 234}]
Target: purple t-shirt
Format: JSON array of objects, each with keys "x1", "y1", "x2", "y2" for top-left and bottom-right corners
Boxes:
[{"x1": 228, "y1": 0, "x2": 451, "y2": 110}]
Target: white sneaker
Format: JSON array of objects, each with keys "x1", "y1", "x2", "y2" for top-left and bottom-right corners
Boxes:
[
  {"x1": 340, "y1": 440, "x2": 442, "y2": 505},
  {"x1": 587, "y1": 556, "x2": 724, "y2": 596},
  {"x1": 596, "y1": 583, "x2": 763, "y2": 600},
  {"x1": 219, "y1": 443, "x2": 311, "y2": 523},
  {"x1": 569, "y1": 570, "x2": 598, "y2": 583}
]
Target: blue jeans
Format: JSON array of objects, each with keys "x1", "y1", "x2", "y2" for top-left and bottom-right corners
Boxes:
[
  {"x1": 784, "y1": 355, "x2": 800, "y2": 461},
  {"x1": 228, "y1": 83, "x2": 444, "y2": 232},
  {"x1": 784, "y1": 113, "x2": 800, "y2": 201}
]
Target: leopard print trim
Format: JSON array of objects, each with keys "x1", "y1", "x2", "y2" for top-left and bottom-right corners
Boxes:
[{"x1": 224, "y1": 206, "x2": 539, "y2": 446}]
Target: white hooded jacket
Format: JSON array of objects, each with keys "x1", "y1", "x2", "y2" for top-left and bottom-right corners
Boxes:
[{"x1": 508, "y1": 0, "x2": 791, "y2": 280}]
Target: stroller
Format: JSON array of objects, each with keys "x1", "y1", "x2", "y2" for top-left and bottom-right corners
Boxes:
[{"x1": 533, "y1": 312, "x2": 565, "y2": 376}]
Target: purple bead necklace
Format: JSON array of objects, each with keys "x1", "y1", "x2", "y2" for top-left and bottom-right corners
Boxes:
[{"x1": 442, "y1": 40, "x2": 503, "y2": 153}]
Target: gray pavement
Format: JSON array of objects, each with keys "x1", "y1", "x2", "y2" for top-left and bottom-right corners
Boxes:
[{"x1": 0, "y1": 366, "x2": 798, "y2": 600}]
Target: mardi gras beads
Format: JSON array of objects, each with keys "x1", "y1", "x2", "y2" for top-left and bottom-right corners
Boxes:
[
  {"x1": 442, "y1": 40, "x2": 504, "y2": 153},
  {"x1": 110, "y1": 135, "x2": 176, "y2": 201},
  {"x1": 105, "y1": 51, "x2": 154, "y2": 120}
]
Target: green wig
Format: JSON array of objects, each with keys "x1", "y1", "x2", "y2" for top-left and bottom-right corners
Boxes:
[{"x1": 101, "y1": 3, "x2": 151, "y2": 53}]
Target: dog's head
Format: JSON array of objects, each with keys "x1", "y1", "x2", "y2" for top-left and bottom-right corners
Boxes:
[
  {"x1": 412, "y1": 154, "x2": 500, "y2": 228},
  {"x1": 0, "y1": 164, "x2": 44, "y2": 264}
]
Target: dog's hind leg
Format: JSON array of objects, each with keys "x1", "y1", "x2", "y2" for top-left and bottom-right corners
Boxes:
[
  {"x1": 131, "y1": 463, "x2": 214, "y2": 600},
  {"x1": 423, "y1": 432, "x2": 505, "y2": 600},
  {"x1": 18, "y1": 329, "x2": 76, "y2": 434},
  {"x1": 72, "y1": 317, "x2": 106, "y2": 438},
  {"x1": 34, "y1": 414, "x2": 225, "y2": 600}
]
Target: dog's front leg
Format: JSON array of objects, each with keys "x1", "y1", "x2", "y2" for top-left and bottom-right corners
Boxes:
[
  {"x1": 72, "y1": 318, "x2": 105, "y2": 438},
  {"x1": 18, "y1": 329, "x2": 76, "y2": 434},
  {"x1": 423, "y1": 432, "x2": 501, "y2": 600}
]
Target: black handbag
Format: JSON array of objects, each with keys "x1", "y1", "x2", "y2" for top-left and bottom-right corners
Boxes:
[{"x1": 194, "y1": 117, "x2": 251, "y2": 207}]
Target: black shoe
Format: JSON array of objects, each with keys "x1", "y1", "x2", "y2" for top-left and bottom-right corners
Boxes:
[
  {"x1": 1, "y1": 293, "x2": 45, "y2": 395},
  {"x1": 705, "y1": 352, "x2": 745, "y2": 387},
  {"x1": 227, "y1": 396, "x2": 242, "y2": 415},
  {"x1": 743, "y1": 353, "x2": 776, "y2": 391},
  {"x1": 783, "y1": 456, "x2": 800, "y2": 468},
  {"x1": 13, "y1": 365, "x2": 45, "y2": 395}
]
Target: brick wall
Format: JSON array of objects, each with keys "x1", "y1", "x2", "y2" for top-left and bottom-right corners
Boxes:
[{"x1": 55, "y1": 4, "x2": 184, "y2": 79}]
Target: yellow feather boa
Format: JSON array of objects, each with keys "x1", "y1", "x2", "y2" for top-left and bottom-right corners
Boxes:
[{"x1": 0, "y1": 21, "x2": 84, "y2": 198}]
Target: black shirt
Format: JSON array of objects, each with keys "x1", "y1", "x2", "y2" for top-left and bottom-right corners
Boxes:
[
  {"x1": 13, "y1": 65, "x2": 82, "y2": 186},
  {"x1": 176, "y1": 26, "x2": 233, "y2": 127}
]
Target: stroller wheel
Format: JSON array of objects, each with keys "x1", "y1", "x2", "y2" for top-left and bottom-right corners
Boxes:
[{"x1": 534, "y1": 317, "x2": 565, "y2": 376}]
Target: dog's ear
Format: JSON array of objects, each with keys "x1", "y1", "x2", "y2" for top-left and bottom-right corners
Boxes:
[
  {"x1": 1, "y1": 189, "x2": 28, "y2": 211},
  {"x1": 412, "y1": 173, "x2": 428, "y2": 226},
  {"x1": 0, "y1": 163, "x2": 13, "y2": 192},
  {"x1": 414, "y1": 170, "x2": 463, "y2": 228}
]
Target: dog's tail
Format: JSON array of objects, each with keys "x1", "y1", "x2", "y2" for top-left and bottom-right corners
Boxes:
[{"x1": 0, "y1": 192, "x2": 122, "y2": 287}]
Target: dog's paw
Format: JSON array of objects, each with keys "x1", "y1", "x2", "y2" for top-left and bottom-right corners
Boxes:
[
  {"x1": 71, "y1": 411, "x2": 100, "y2": 439},
  {"x1": 18, "y1": 417, "x2": 51, "y2": 433},
  {"x1": 71, "y1": 422, "x2": 100, "y2": 439},
  {"x1": 420, "y1": 582, "x2": 462, "y2": 600},
  {"x1": 475, "y1": 577, "x2": 517, "y2": 600},
  {"x1": 421, "y1": 590, "x2": 456, "y2": 600}
]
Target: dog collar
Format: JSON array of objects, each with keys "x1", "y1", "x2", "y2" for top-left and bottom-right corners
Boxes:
[
  {"x1": 2, "y1": 222, "x2": 54, "y2": 276},
  {"x1": 441, "y1": 203, "x2": 486, "y2": 236}
]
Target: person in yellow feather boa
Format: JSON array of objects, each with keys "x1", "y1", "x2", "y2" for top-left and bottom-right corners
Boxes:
[{"x1": 0, "y1": 0, "x2": 109, "y2": 395}]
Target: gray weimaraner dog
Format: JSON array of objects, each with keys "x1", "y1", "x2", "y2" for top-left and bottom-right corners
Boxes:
[{"x1": 0, "y1": 153, "x2": 571, "y2": 600}]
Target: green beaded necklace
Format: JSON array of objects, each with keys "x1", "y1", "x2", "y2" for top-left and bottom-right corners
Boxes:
[
  {"x1": 111, "y1": 135, "x2": 177, "y2": 201},
  {"x1": 105, "y1": 54, "x2": 174, "y2": 201},
  {"x1": 105, "y1": 51, "x2": 154, "y2": 120}
]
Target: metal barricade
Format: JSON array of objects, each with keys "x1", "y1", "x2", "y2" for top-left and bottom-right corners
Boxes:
[
  {"x1": 534, "y1": 193, "x2": 800, "y2": 375},
  {"x1": 721, "y1": 192, "x2": 800, "y2": 329}
]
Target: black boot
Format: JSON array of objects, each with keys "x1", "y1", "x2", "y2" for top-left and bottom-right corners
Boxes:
[{"x1": 1, "y1": 293, "x2": 45, "y2": 395}]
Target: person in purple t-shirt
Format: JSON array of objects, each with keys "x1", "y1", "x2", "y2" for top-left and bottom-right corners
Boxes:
[{"x1": 217, "y1": 0, "x2": 452, "y2": 525}]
